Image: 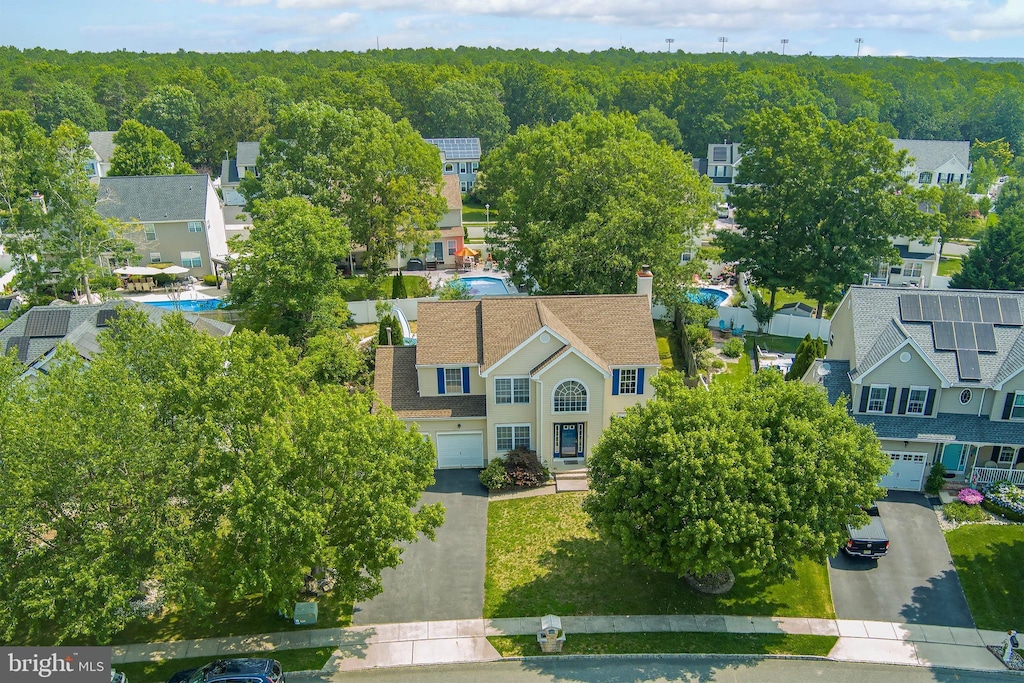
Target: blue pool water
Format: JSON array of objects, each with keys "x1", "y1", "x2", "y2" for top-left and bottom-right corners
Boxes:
[
  {"x1": 146, "y1": 298, "x2": 224, "y2": 312},
  {"x1": 688, "y1": 287, "x2": 728, "y2": 307},
  {"x1": 460, "y1": 276, "x2": 510, "y2": 296}
]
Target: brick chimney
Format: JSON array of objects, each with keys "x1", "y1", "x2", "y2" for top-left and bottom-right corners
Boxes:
[{"x1": 636, "y1": 265, "x2": 653, "y2": 310}]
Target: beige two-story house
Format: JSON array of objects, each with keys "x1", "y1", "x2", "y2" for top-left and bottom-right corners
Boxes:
[
  {"x1": 374, "y1": 289, "x2": 661, "y2": 470},
  {"x1": 806, "y1": 286, "x2": 1024, "y2": 491},
  {"x1": 95, "y1": 174, "x2": 229, "y2": 278}
]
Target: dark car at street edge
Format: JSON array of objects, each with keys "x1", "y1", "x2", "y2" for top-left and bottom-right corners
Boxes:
[{"x1": 167, "y1": 658, "x2": 284, "y2": 683}]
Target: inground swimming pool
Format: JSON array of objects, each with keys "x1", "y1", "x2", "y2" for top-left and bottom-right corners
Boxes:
[
  {"x1": 145, "y1": 298, "x2": 224, "y2": 312},
  {"x1": 687, "y1": 287, "x2": 728, "y2": 307},
  {"x1": 459, "y1": 276, "x2": 511, "y2": 296}
]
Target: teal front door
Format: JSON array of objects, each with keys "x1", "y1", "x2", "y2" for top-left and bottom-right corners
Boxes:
[{"x1": 941, "y1": 443, "x2": 968, "y2": 473}]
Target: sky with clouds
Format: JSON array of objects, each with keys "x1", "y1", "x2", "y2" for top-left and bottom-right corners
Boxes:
[{"x1": 3, "y1": 0, "x2": 1024, "y2": 57}]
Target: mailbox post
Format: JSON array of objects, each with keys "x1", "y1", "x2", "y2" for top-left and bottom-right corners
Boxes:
[{"x1": 537, "y1": 614, "x2": 566, "y2": 653}]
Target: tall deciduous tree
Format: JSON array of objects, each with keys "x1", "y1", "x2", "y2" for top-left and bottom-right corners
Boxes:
[
  {"x1": 227, "y1": 197, "x2": 350, "y2": 341},
  {"x1": 242, "y1": 102, "x2": 446, "y2": 284},
  {"x1": 34, "y1": 82, "x2": 106, "y2": 134},
  {"x1": 424, "y1": 79, "x2": 510, "y2": 151},
  {"x1": 950, "y1": 209, "x2": 1024, "y2": 291},
  {"x1": 936, "y1": 184, "x2": 981, "y2": 253},
  {"x1": 479, "y1": 111, "x2": 715, "y2": 295},
  {"x1": 719, "y1": 106, "x2": 937, "y2": 317},
  {"x1": 134, "y1": 85, "x2": 201, "y2": 163},
  {"x1": 109, "y1": 119, "x2": 193, "y2": 176},
  {"x1": 584, "y1": 371, "x2": 889, "y2": 584}
]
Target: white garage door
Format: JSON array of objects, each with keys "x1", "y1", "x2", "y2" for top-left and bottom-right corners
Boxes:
[
  {"x1": 880, "y1": 452, "x2": 928, "y2": 491},
  {"x1": 436, "y1": 432, "x2": 484, "y2": 469}
]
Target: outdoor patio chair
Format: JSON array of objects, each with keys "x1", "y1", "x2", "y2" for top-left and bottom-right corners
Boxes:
[
  {"x1": 483, "y1": 261, "x2": 492, "y2": 271},
  {"x1": 719, "y1": 319, "x2": 727, "y2": 333},
  {"x1": 732, "y1": 324, "x2": 745, "y2": 336}
]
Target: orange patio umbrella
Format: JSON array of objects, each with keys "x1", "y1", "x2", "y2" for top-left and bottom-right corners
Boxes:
[{"x1": 453, "y1": 246, "x2": 480, "y2": 258}]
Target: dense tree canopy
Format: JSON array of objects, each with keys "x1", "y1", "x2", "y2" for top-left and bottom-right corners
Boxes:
[
  {"x1": 34, "y1": 82, "x2": 106, "y2": 134},
  {"x1": 0, "y1": 310, "x2": 441, "y2": 642},
  {"x1": 480, "y1": 111, "x2": 715, "y2": 295},
  {"x1": 950, "y1": 209, "x2": 1024, "y2": 291},
  {"x1": 584, "y1": 371, "x2": 890, "y2": 582},
  {"x1": 134, "y1": 85, "x2": 201, "y2": 163},
  {"x1": 717, "y1": 106, "x2": 938, "y2": 316},
  {"x1": 108, "y1": 119, "x2": 193, "y2": 176},
  {"x1": 423, "y1": 78, "x2": 510, "y2": 151}
]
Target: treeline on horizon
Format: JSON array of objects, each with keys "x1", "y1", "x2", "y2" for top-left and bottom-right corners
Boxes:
[{"x1": 2, "y1": 45, "x2": 1023, "y2": 171}]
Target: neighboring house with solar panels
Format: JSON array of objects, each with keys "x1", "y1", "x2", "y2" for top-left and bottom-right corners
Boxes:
[
  {"x1": 424, "y1": 138, "x2": 481, "y2": 193},
  {"x1": 374, "y1": 272, "x2": 660, "y2": 470},
  {"x1": 890, "y1": 139, "x2": 971, "y2": 189},
  {"x1": 95, "y1": 175, "x2": 229, "y2": 279},
  {"x1": 0, "y1": 301, "x2": 234, "y2": 379},
  {"x1": 804, "y1": 286, "x2": 1024, "y2": 491}
]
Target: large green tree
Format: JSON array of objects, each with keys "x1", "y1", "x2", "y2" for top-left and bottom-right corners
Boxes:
[
  {"x1": 479, "y1": 111, "x2": 715, "y2": 295},
  {"x1": 423, "y1": 79, "x2": 510, "y2": 151},
  {"x1": 34, "y1": 82, "x2": 106, "y2": 134},
  {"x1": 719, "y1": 106, "x2": 937, "y2": 316},
  {"x1": 134, "y1": 85, "x2": 201, "y2": 163},
  {"x1": 950, "y1": 208, "x2": 1024, "y2": 291},
  {"x1": 241, "y1": 102, "x2": 446, "y2": 284},
  {"x1": 0, "y1": 310, "x2": 442, "y2": 642},
  {"x1": 935, "y1": 184, "x2": 982, "y2": 253},
  {"x1": 584, "y1": 371, "x2": 889, "y2": 583},
  {"x1": 227, "y1": 197, "x2": 350, "y2": 341},
  {"x1": 108, "y1": 119, "x2": 193, "y2": 176}
]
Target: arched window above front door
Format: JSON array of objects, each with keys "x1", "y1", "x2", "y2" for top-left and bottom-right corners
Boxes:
[{"x1": 553, "y1": 380, "x2": 588, "y2": 412}]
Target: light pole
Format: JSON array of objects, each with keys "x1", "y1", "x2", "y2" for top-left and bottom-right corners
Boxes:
[
  {"x1": 665, "y1": 38, "x2": 675, "y2": 52},
  {"x1": 780, "y1": 38, "x2": 789, "y2": 55},
  {"x1": 855, "y1": 37, "x2": 864, "y2": 56},
  {"x1": 718, "y1": 36, "x2": 728, "y2": 53},
  {"x1": 485, "y1": 203, "x2": 490, "y2": 226}
]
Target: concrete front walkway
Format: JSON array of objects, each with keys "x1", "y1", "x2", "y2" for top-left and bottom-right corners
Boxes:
[{"x1": 110, "y1": 614, "x2": 1017, "y2": 675}]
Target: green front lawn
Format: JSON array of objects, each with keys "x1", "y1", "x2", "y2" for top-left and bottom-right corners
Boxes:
[
  {"x1": 938, "y1": 256, "x2": 963, "y2": 277},
  {"x1": 115, "y1": 647, "x2": 335, "y2": 683},
  {"x1": 713, "y1": 351, "x2": 752, "y2": 387},
  {"x1": 745, "y1": 334, "x2": 804, "y2": 354},
  {"x1": 488, "y1": 633, "x2": 837, "y2": 657},
  {"x1": 653, "y1": 320, "x2": 683, "y2": 371},
  {"x1": 485, "y1": 493, "x2": 834, "y2": 620},
  {"x1": 342, "y1": 274, "x2": 430, "y2": 301},
  {"x1": 462, "y1": 200, "x2": 496, "y2": 223},
  {"x1": 945, "y1": 524, "x2": 1024, "y2": 630}
]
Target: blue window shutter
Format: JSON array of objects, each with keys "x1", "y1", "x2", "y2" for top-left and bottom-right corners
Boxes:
[
  {"x1": 859, "y1": 388, "x2": 870, "y2": 413},
  {"x1": 1003, "y1": 393, "x2": 1015, "y2": 420},
  {"x1": 924, "y1": 389, "x2": 936, "y2": 416},
  {"x1": 637, "y1": 368, "x2": 645, "y2": 395},
  {"x1": 437, "y1": 368, "x2": 445, "y2": 395},
  {"x1": 884, "y1": 387, "x2": 897, "y2": 414},
  {"x1": 612, "y1": 369, "x2": 620, "y2": 396},
  {"x1": 462, "y1": 367, "x2": 470, "y2": 393},
  {"x1": 897, "y1": 388, "x2": 909, "y2": 415}
]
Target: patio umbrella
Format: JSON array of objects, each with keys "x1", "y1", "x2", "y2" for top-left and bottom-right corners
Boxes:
[
  {"x1": 114, "y1": 266, "x2": 162, "y2": 276},
  {"x1": 453, "y1": 246, "x2": 480, "y2": 258},
  {"x1": 159, "y1": 265, "x2": 191, "y2": 275}
]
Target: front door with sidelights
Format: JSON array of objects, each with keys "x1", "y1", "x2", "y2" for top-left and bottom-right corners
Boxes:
[{"x1": 554, "y1": 423, "x2": 585, "y2": 458}]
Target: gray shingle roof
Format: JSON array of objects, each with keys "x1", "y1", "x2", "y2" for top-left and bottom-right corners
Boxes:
[
  {"x1": 0, "y1": 300, "x2": 233, "y2": 367},
  {"x1": 236, "y1": 142, "x2": 260, "y2": 168},
  {"x1": 88, "y1": 131, "x2": 117, "y2": 162},
  {"x1": 95, "y1": 175, "x2": 210, "y2": 223},
  {"x1": 374, "y1": 346, "x2": 487, "y2": 419},
  {"x1": 858, "y1": 412, "x2": 1024, "y2": 445},
  {"x1": 889, "y1": 139, "x2": 970, "y2": 172},
  {"x1": 845, "y1": 286, "x2": 1024, "y2": 387},
  {"x1": 897, "y1": 244, "x2": 936, "y2": 261}
]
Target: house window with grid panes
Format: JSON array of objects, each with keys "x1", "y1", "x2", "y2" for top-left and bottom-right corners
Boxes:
[
  {"x1": 867, "y1": 385, "x2": 888, "y2": 413},
  {"x1": 149, "y1": 252, "x2": 162, "y2": 263},
  {"x1": 1011, "y1": 393, "x2": 1024, "y2": 419},
  {"x1": 180, "y1": 251, "x2": 202, "y2": 268},
  {"x1": 999, "y1": 446, "x2": 1015, "y2": 463},
  {"x1": 187, "y1": 221, "x2": 203, "y2": 233},
  {"x1": 496, "y1": 425, "x2": 531, "y2": 453},
  {"x1": 143, "y1": 223, "x2": 157, "y2": 241},
  {"x1": 902, "y1": 261, "x2": 923, "y2": 278},
  {"x1": 495, "y1": 377, "x2": 530, "y2": 405},
  {"x1": 618, "y1": 369, "x2": 638, "y2": 395},
  {"x1": 554, "y1": 380, "x2": 588, "y2": 412},
  {"x1": 907, "y1": 386, "x2": 929, "y2": 415},
  {"x1": 447, "y1": 240, "x2": 457, "y2": 256},
  {"x1": 444, "y1": 368, "x2": 463, "y2": 394}
]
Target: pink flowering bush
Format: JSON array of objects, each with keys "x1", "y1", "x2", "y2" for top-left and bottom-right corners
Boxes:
[{"x1": 958, "y1": 488, "x2": 984, "y2": 505}]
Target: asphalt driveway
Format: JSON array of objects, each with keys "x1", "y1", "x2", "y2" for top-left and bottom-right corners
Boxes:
[
  {"x1": 829, "y1": 491, "x2": 974, "y2": 627},
  {"x1": 352, "y1": 469, "x2": 488, "y2": 624}
]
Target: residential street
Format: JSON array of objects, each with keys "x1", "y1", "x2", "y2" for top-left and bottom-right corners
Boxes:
[
  {"x1": 829, "y1": 492, "x2": 974, "y2": 627},
  {"x1": 288, "y1": 657, "x2": 1021, "y2": 683},
  {"x1": 352, "y1": 470, "x2": 488, "y2": 624}
]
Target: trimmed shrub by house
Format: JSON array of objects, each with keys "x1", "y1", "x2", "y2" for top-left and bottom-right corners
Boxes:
[
  {"x1": 944, "y1": 501, "x2": 988, "y2": 523},
  {"x1": 722, "y1": 338, "x2": 744, "y2": 358},
  {"x1": 982, "y1": 481, "x2": 1024, "y2": 522},
  {"x1": 924, "y1": 462, "x2": 947, "y2": 496},
  {"x1": 480, "y1": 459, "x2": 511, "y2": 491},
  {"x1": 478, "y1": 448, "x2": 550, "y2": 491}
]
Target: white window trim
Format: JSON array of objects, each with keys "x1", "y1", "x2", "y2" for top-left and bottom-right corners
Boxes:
[
  {"x1": 447, "y1": 239, "x2": 457, "y2": 256},
  {"x1": 618, "y1": 368, "x2": 638, "y2": 395},
  {"x1": 553, "y1": 378, "x2": 589, "y2": 414},
  {"x1": 143, "y1": 223, "x2": 157, "y2": 241},
  {"x1": 494, "y1": 376, "x2": 530, "y2": 405},
  {"x1": 906, "y1": 385, "x2": 929, "y2": 415},
  {"x1": 999, "y1": 446, "x2": 1015, "y2": 463},
  {"x1": 496, "y1": 423, "x2": 532, "y2": 453},
  {"x1": 149, "y1": 252, "x2": 162, "y2": 263},
  {"x1": 1012, "y1": 392, "x2": 1024, "y2": 420},
  {"x1": 444, "y1": 367, "x2": 464, "y2": 395},
  {"x1": 187, "y1": 221, "x2": 204, "y2": 233},
  {"x1": 867, "y1": 384, "x2": 889, "y2": 413},
  {"x1": 902, "y1": 261, "x2": 923, "y2": 278}
]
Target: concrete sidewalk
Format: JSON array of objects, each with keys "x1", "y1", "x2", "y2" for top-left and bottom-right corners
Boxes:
[{"x1": 110, "y1": 615, "x2": 1019, "y2": 674}]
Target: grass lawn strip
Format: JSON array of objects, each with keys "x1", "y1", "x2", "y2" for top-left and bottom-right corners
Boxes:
[
  {"x1": 945, "y1": 524, "x2": 1024, "y2": 630},
  {"x1": 488, "y1": 633, "x2": 837, "y2": 657},
  {"x1": 486, "y1": 492, "x2": 834, "y2": 620},
  {"x1": 115, "y1": 647, "x2": 335, "y2": 683}
]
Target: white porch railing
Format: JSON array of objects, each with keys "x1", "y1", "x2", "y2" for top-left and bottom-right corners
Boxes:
[{"x1": 970, "y1": 466, "x2": 1024, "y2": 487}]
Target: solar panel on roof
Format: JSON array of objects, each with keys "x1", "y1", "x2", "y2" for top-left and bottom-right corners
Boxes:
[
  {"x1": 920, "y1": 294, "x2": 941, "y2": 321},
  {"x1": 899, "y1": 294, "x2": 922, "y2": 322},
  {"x1": 959, "y1": 296, "x2": 983, "y2": 322},
  {"x1": 23, "y1": 308, "x2": 71, "y2": 338},
  {"x1": 974, "y1": 323, "x2": 997, "y2": 352},
  {"x1": 939, "y1": 295, "x2": 962, "y2": 321},
  {"x1": 6, "y1": 336, "x2": 31, "y2": 364},
  {"x1": 998, "y1": 298, "x2": 1023, "y2": 326},
  {"x1": 980, "y1": 297, "x2": 1002, "y2": 323},
  {"x1": 96, "y1": 309, "x2": 119, "y2": 327},
  {"x1": 953, "y1": 321, "x2": 977, "y2": 349},
  {"x1": 932, "y1": 321, "x2": 956, "y2": 350},
  {"x1": 957, "y1": 349, "x2": 982, "y2": 381}
]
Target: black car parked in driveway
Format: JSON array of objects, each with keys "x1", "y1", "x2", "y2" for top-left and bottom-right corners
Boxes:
[
  {"x1": 843, "y1": 505, "x2": 890, "y2": 558},
  {"x1": 167, "y1": 658, "x2": 284, "y2": 683}
]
